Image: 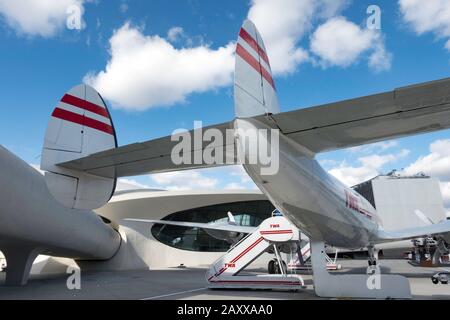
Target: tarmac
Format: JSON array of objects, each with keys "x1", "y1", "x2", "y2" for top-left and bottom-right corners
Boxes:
[{"x1": 0, "y1": 259, "x2": 448, "y2": 300}]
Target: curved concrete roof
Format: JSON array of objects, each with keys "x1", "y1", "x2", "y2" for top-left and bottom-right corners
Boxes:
[
  {"x1": 109, "y1": 188, "x2": 264, "y2": 203},
  {"x1": 97, "y1": 188, "x2": 267, "y2": 223}
]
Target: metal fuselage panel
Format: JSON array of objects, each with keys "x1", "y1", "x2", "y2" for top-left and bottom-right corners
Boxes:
[
  {"x1": 234, "y1": 118, "x2": 380, "y2": 249},
  {"x1": 0, "y1": 146, "x2": 121, "y2": 260}
]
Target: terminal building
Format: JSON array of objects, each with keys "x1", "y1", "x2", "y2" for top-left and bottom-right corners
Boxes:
[
  {"x1": 95, "y1": 188, "x2": 275, "y2": 269},
  {"x1": 352, "y1": 172, "x2": 447, "y2": 231},
  {"x1": 352, "y1": 172, "x2": 448, "y2": 260},
  {"x1": 2, "y1": 171, "x2": 447, "y2": 276},
  {"x1": 2, "y1": 184, "x2": 277, "y2": 275}
]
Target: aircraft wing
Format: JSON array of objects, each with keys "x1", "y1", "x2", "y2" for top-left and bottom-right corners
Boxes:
[
  {"x1": 376, "y1": 220, "x2": 450, "y2": 243},
  {"x1": 123, "y1": 218, "x2": 256, "y2": 234},
  {"x1": 57, "y1": 122, "x2": 237, "y2": 178},
  {"x1": 57, "y1": 78, "x2": 450, "y2": 177},
  {"x1": 255, "y1": 77, "x2": 450, "y2": 154}
]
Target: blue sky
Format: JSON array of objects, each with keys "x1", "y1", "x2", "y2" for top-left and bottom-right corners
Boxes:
[{"x1": 0, "y1": 0, "x2": 450, "y2": 210}]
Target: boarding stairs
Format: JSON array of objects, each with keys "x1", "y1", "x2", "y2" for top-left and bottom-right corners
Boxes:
[
  {"x1": 287, "y1": 242, "x2": 341, "y2": 271},
  {"x1": 206, "y1": 216, "x2": 305, "y2": 290}
]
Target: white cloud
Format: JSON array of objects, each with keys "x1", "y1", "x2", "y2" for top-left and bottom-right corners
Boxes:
[
  {"x1": 319, "y1": 159, "x2": 338, "y2": 168},
  {"x1": 248, "y1": 0, "x2": 348, "y2": 75},
  {"x1": 85, "y1": 1, "x2": 384, "y2": 110},
  {"x1": 85, "y1": 23, "x2": 235, "y2": 110},
  {"x1": 148, "y1": 166, "x2": 258, "y2": 191},
  {"x1": 0, "y1": 0, "x2": 85, "y2": 37},
  {"x1": 150, "y1": 170, "x2": 218, "y2": 191},
  {"x1": 220, "y1": 166, "x2": 258, "y2": 190},
  {"x1": 328, "y1": 149, "x2": 409, "y2": 186},
  {"x1": 247, "y1": 0, "x2": 310, "y2": 75},
  {"x1": 317, "y1": 0, "x2": 350, "y2": 19},
  {"x1": 310, "y1": 16, "x2": 391, "y2": 71},
  {"x1": 403, "y1": 139, "x2": 450, "y2": 180},
  {"x1": 399, "y1": 0, "x2": 450, "y2": 51},
  {"x1": 85, "y1": 1, "x2": 389, "y2": 110},
  {"x1": 167, "y1": 26, "x2": 184, "y2": 42},
  {"x1": 402, "y1": 139, "x2": 450, "y2": 211},
  {"x1": 368, "y1": 39, "x2": 392, "y2": 72},
  {"x1": 229, "y1": 165, "x2": 252, "y2": 183},
  {"x1": 224, "y1": 182, "x2": 247, "y2": 190}
]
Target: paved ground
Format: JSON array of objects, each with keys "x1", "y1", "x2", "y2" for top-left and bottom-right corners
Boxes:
[{"x1": 0, "y1": 259, "x2": 448, "y2": 300}]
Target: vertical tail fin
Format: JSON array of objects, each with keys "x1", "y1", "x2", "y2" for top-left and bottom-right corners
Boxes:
[
  {"x1": 41, "y1": 84, "x2": 117, "y2": 210},
  {"x1": 234, "y1": 20, "x2": 280, "y2": 118},
  {"x1": 227, "y1": 211, "x2": 236, "y2": 225}
]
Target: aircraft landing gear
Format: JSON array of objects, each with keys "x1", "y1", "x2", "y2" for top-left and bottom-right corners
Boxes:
[
  {"x1": 268, "y1": 259, "x2": 287, "y2": 274},
  {"x1": 367, "y1": 246, "x2": 378, "y2": 274},
  {"x1": 268, "y1": 260, "x2": 275, "y2": 274}
]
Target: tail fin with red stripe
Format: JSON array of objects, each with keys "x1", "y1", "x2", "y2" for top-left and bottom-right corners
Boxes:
[
  {"x1": 41, "y1": 84, "x2": 117, "y2": 210},
  {"x1": 234, "y1": 20, "x2": 280, "y2": 118}
]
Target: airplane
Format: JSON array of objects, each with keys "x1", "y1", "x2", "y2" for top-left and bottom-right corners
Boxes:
[
  {"x1": 1, "y1": 19, "x2": 449, "y2": 297},
  {"x1": 38, "y1": 19, "x2": 450, "y2": 298}
]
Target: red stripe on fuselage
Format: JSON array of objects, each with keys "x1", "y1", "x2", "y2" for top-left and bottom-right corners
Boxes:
[
  {"x1": 239, "y1": 27, "x2": 270, "y2": 67},
  {"x1": 61, "y1": 94, "x2": 110, "y2": 119},
  {"x1": 236, "y1": 44, "x2": 276, "y2": 90},
  {"x1": 52, "y1": 108, "x2": 114, "y2": 135},
  {"x1": 345, "y1": 190, "x2": 373, "y2": 220}
]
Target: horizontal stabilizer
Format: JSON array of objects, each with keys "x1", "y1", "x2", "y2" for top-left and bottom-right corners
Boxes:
[{"x1": 57, "y1": 122, "x2": 238, "y2": 178}]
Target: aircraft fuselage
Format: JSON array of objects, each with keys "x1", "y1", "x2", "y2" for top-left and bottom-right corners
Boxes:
[{"x1": 235, "y1": 118, "x2": 382, "y2": 249}]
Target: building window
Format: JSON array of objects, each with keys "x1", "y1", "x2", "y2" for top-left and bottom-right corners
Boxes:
[{"x1": 151, "y1": 200, "x2": 274, "y2": 252}]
